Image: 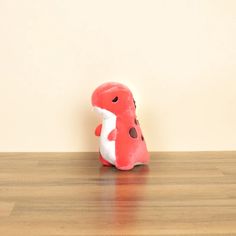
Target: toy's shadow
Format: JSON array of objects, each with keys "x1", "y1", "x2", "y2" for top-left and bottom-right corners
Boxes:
[{"x1": 98, "y1": 165, "x2": 150, "y2": 227}]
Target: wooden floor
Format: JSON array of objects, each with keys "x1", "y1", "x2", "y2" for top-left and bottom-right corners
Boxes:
[{"x1": 0, "y1": 152, "x2": 236, "y2": 235}]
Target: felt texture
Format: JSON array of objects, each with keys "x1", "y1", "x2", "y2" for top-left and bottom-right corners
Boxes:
[{"x1": 92, "y1": 82, "x2": 149, "y2": 170}]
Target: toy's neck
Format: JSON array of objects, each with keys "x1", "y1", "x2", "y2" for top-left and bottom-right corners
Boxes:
[
  {"x1": 94, "y1": 106, "x2": 116, "y2": 120},
  {"x1": 118, "y1": 110, "x2": 135, "y2": 118},
  {"x1": 94, "y1": 106, "x2": 136, "y2": 122}
]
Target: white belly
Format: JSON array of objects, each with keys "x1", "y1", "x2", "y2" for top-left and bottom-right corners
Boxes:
[{"x1": 94, "y1": 107, "x2": 117, "y2": 165}]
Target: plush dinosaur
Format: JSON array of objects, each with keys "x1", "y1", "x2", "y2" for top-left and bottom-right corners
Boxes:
[{"x1": 91, "y1": 82, "x2": 149, "y2": 170}]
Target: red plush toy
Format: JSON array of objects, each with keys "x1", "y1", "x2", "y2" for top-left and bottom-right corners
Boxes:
[{"x1": 92, "y1": 82, "x2": 149, "y2": 170}]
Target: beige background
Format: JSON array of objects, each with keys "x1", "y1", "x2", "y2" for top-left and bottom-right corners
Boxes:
[{"x1": 0, "y1": 0, "x2": 235, "y2": 151}]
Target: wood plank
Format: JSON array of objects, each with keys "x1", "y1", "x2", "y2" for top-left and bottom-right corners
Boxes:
[
  {"x1": 0, "y1": 202, "x2": 15, "y2": 217},
  {"x1": 0, "y1": 152, "x2": 236, "y2": 235}
]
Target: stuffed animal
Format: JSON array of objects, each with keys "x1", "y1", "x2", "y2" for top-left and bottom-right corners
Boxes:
[{"x1": 91, "y1": 82, "x2": 149, "y2": 170}]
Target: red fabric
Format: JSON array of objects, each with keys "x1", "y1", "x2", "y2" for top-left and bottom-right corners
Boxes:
[
  {"x1": 95, "y1": 124, "x2": 102, "y2": 136},
  {"x1": 108, "y1": 129, "x2": 117, "y2": 141},
  {"x1": 92, "y1": 82, "x2": 149, "y2": 170}
]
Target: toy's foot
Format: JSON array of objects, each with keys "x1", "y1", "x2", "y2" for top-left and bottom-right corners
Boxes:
[
  {"x1": 99, "y1": 153, "x2": 113, "y2": 167},
  {"x1": 115, "y1": 162, "x2": 147, "y2": 171},
  {"x1": 115, "y1": 164, "x2": 134, "y2": 171}
]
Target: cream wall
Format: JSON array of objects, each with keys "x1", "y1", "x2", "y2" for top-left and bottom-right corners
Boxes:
[{"x1": 0, "y1": 0, "x2": 235, "y2": 151}]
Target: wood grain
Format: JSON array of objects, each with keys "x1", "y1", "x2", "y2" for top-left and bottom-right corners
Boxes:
[{"x1": 0, "y1": 152, "x2": 236, "y2": 235}]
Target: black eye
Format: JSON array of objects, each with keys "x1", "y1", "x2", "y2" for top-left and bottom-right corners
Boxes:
[{"x1": 112, "y1": 96, "x2": 118, "y2": 103}]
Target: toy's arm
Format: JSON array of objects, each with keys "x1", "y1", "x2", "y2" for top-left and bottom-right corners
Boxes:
[
  {"x1": 95, "y1": 124, "x2": 102, "y2": 136},
  {"x1": 108, "y1": 129, "x2": 117, "y2": 141}
]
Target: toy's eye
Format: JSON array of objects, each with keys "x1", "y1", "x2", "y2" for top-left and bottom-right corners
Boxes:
[{"x1": 112, "y1": 96, "x2": 118, "y2": 103}]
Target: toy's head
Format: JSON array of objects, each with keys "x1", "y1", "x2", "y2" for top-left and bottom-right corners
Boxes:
[{"x1": 92, "y1": 82, "x2": 136, "y2": 117}]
